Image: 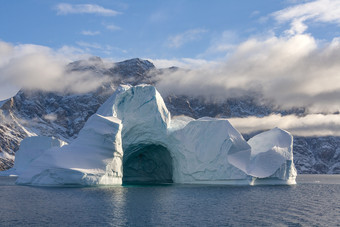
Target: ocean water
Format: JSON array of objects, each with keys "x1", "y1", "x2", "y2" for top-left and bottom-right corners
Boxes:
[{"x1": 0, "y1": 175, "x2": 339, "y2": 226}]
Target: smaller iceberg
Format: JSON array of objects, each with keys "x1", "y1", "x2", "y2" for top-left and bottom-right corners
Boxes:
[
  {"x1": 247, "y1": 128, "x2": 296, "y2": 178},
  {"x1": 6, "y1": 85, "x2": 296, "y2": 186},
  {"x1": 0, "y1": 136, "x2": 66, "y2": 177},
  {"x1": 16, "y1": 114, "x2": 124, "y2": 186}
]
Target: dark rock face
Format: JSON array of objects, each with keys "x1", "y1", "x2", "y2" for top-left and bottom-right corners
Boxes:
[
  {"x1": 109, "y1": 58, "x2": 156, "y2": 85},
  {"x1": 0, "y1": 158, "x2": 13, "y2": 171},
  {"x1": 0, "y1": 57, "x2": 339, "y2": 174},
  {"x1": 165, "y1": 95, "x2": 273, "y2": 119},
  {"x1": 293, "y1": 137, "x2": 340, "y2": 174}
]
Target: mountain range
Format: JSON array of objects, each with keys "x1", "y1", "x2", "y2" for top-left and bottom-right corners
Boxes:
[{"x1": 0, "y1": 57, "x2": 339, "y2": 173}]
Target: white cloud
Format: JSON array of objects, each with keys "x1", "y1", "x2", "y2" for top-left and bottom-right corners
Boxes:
[
  {"x1": 286, "y1": 17, "x2": 309, "y2": 35},
  {"x1": 0, "y1": 41, "x2": 14, "y2": 67},
  {"x1": 105, "y1": 24, "x2": 121, "y2": 31},
  {"x1": 274, "y1": 0, "x2": 340, "y2": 23},
  {"x1": 273, "y1": 0, "x2": 340, "y2": 35},
  {"x1": 200, "y1": 31, "x2": 238, "y2": 57},
  {"x1": 43, "y1": 113, "x2": 57, "y2": 121},
  {"x1": 55, "y1": 3, "x2": 120, "y2": 16},
  {"x1": 250, "y1": 10, "x2": 260, "y2": 18},
  {"x1": 149, "y1": 58, "x2": 218, "y2": 69},
  {"x1": 81, "y1": 30, "x2": 100, "y2": 36},
  {"x1": 76, "y1": 41, "x2": 102, "y2": 49},
  {"x1": 228, "y1": 114, "x2": 340, "y2": 137},
  {"x1": 167, "y1": 29, "x2": 208, "y2": 48},
  {"x1": 155, "y1": 34, "x2": 340, "y2": 114},
  {"x1": 0, "y1": 83, "x2": 19, "y2": 101},
  {"x1": 0, "y1": 41, "x2": 110, "y2": 98},
  {"x1": 56, "y1": 45, "x2": 87, "y2": 59},
  {"x1": 75, "y1": 41, "x2": 126, "y2": 56}
]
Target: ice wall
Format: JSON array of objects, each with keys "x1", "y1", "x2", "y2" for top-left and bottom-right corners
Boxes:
[
  {"x1": 113, "y1": 85, "x2": 170, "y2": 153},
  {"x1": 247, "y1": 128, "x2": 297, "y2": 184},
  {"x1": 15, "y1": 87, "x2": 127, "y2": 186},
  {"x1": 0, "y1": 136, "x2": 66, "y2": 176},
  {"x1": 168, "y1": 118, "x2": 250, "y2": 183}
]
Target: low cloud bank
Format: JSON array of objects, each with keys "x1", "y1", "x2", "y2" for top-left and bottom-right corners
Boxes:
[
  {"x1": 0, "y1": 41, "x2": 110, "y2": 100},
  {"x1": 228, "y1": 114, "x2": 340, "y2": 137},
  {"x1": 155, "y1": 34, "x2": 340, "y2": 114}
]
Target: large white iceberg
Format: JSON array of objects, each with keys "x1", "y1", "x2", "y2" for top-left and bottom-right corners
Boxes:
[{"x1": 10, "y1": 85, "x2": 296, "y2": 186}]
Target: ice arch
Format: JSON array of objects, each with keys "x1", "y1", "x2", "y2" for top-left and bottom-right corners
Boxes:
[
  {"x1": 113, "y1": 85, "x2": 173, "y2": 184},
  {"x1": 12, "y1": 85, "x2": 297, "y2": 186},
  {"x1": 123, "y1": 144, "x2": 173, "y2": 184}
]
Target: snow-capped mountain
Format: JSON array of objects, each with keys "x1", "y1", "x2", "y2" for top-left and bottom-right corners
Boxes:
[{"x1": 0, "y1": 57, "x2": 339, "y2": 173}]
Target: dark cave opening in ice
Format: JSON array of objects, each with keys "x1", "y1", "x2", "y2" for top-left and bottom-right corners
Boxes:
[{"x1": 122, "y1": 144, "x2": 173, "y2": 184}]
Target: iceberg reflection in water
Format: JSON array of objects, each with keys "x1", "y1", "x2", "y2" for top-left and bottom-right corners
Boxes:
[{"x1": 0, "y1": 175, "x2": 339, "y2": 226}]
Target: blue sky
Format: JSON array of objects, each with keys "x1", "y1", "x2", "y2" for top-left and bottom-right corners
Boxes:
[
  {"x1": 2, "y1": 0, "x2": 337, "y2": 61},
  {"x1": 1, "y1": 0, "x2": 340, "y2": 135},
  {"x1": 0, "y1": 0, "x2": 340, "y2": 110}
]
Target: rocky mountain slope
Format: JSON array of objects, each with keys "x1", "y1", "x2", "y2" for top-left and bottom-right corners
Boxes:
[{"x1": 0, "y1": 57, "x2": 339, "y2": 173}]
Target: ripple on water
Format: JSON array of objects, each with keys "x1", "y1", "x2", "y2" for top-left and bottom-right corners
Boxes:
[{"x1": 0, "y1": 175, "x2": 339, "y2": 226}]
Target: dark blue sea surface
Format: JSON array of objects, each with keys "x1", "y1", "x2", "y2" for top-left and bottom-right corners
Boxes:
[{"x1": 0, "y1": 175, "x2": 339, "y2": 226}]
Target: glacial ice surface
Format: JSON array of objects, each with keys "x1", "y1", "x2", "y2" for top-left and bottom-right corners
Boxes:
[
  {"x1": 0, "y1": 136, "x2": 66, "y2": 177},
  {"x1": 13, "y1": 85, "x2": 296, "y2": 186}
]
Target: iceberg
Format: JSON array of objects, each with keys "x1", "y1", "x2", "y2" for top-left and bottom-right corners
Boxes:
[
  {"x1": 12, "y1": 85, "x2": 296, "y2": 186},
  {"x1": 17, "y1": 112, "x2": 124, "y2": 185},
  {"x1": 0, "y1": 136, "x2": 66, "y2": 177}
]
